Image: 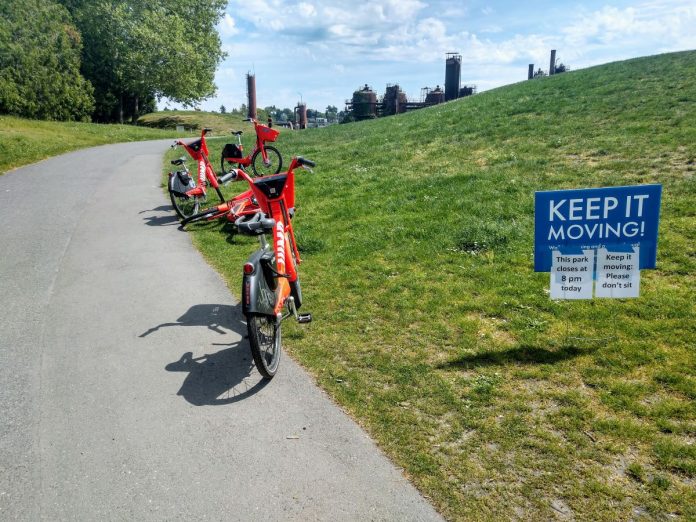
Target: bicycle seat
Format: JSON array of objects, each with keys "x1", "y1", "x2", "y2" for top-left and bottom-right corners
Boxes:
[
  {"x1": 231, "y1": 130, "x2": 243, "y2": 135},
  {"x1": 235, "y1": 213, "x2": 275, "y2": 235}
]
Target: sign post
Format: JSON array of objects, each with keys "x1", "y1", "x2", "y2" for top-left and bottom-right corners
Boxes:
[{"x1": 534, "y1": 184, "x2": 661, "y2": 299}]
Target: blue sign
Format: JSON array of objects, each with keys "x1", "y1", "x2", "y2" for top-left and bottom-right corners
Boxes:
[{"x1": 534, "y1": 184, "x2": 662, "y2": 272}]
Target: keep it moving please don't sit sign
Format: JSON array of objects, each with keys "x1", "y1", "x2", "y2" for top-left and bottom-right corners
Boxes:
[{"x1": 534, "y1": 184, "x2": 661, "y2": 300}]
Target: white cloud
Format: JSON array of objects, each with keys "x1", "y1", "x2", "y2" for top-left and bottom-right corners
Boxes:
[
  {"x1": 562, "y1": 2, "x2": 696, "y2": 51},
  {"x1": 297, "y1": 2, "x2": 316, "y2": 17},
  {"x1": 218, "y1": 14, "x2": 239, "y2": 37},
  {"x1": 166, "y1": 1, "x2": 696, "y2": 112}
]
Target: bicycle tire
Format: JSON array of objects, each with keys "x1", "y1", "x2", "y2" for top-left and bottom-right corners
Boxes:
[
  {"x1": 181, "y1": 207, "x2": 225, "y2": 226},
  {"x1": 247, "y1": 313, "x2": 281, "y2": 379},
  {"x1": 169, "y1": 188, "x2": 201, "y2": 220},
  {"x1": 251, "y1": 146, "x2": 282, "y2": 176}
]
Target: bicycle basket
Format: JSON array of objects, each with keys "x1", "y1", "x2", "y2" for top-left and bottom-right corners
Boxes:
[
  {"x1": 222, "y1": 143, "x2": 243, "y2": 159},
  {"x1": 257, "y1": 125, "x2": 279, "y2": 142},
  {"x1": 170, "y1": 171, "x2": 195, "y2": 197},
  {"x1": 187, "y1": 139, "x2": 202, "y2": 152}
]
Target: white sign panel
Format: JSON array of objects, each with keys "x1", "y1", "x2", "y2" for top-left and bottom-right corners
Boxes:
[
  {"x1": 550, "y1": 249, "x2": 594, "y2": 300},
  {"x1": 595, "y1": 247, "x2": 640, "y2": 298}
]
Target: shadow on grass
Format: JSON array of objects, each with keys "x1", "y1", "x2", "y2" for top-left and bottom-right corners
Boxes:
[{"x1": 438, "y1": 344, "x2": 597, "y2": 370}]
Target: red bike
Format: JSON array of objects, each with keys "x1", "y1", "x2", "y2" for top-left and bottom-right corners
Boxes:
[
  {"x1": 180, "y1": 186, "x2": 258, "y2": 227},
  {"x1": 234, "y1": 156, "x2": 315, "y2": 378},
  {"x1": 169, "y1": 128, "x2": 236, "y2": 220},
  {"x1": 220, "y1": 118, "x2": 282, "y2": 177}
]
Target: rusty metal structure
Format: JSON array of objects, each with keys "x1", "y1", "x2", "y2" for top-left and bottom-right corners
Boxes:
[
  {"x1": 294, "y1": 103, "x2": 307, "y2": 129},
  {"x1": 424, "y1": 85, "x2": 445, "y2": 104},
  {"x1": 382, "y1": 84, "x2": 408, "y2": 116},
  {"x1": 246, "y1": 73, "x2": 257, "y2": 119},
  {"x1": 445, "y1": 52, "x2": 462, "y2": 102},
  {"x1": 344, "y1": 54, "x2": 476, "y2": 121},
  {"x1": 347, "y1": 84, "x2": 378, "y2": 120}
]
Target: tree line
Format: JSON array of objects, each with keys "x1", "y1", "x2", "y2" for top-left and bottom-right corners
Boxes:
[{"x1": 0, "y1": 0, "x2": 226, "y2": 123}]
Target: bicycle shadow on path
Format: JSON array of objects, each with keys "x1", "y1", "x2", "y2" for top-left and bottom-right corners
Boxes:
[
  {"x1": 140, "y1": 303, "x2": 238, "y2": 336},
  {"x1": 141, "y1": 304, "x2": 268, "y2": 405},
  {"x1": 139, "y1": 205, "x2": 180, "y2": 227},
  {"x1": 165, "y1": 343, "x2": 268, "y2": 406}
]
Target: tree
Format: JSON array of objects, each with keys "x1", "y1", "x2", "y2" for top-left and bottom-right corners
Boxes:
[
  {"x1": 282, "y1": 108, "x2": 294, "y2": 122},
  {"x1": 533, "y1": 68, "x2": 547, "y2": 79},
  {"x1": 0, "y1": 0, "x2": 94, "y2": 121},
  {"x1": 62, "y1": 0, "x2": 227, "y2": 122},
  {"x1": 220, "y1": 105, "x2": 227, "y2": 114},
  {"x1": 325, "y1": 105, "x2": 338, "y2": 123}
]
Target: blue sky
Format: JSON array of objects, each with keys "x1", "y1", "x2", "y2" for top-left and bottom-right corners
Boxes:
[{"x1": 165, "y1": 0, "x2": 695, "y2": 112}]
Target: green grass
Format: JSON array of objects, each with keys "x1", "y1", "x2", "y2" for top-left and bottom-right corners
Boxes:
[
  {"x1": 169, "y1": 51, "x2": 695, "y2": 521},
  {"x1": 0, "y1": 115, "x2": 185, "y2": 174},
  {"x1": 138, "y1": 109, "x2": 269, "y2": 134}
]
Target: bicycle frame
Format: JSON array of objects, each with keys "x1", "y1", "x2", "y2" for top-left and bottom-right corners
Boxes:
[
  {"x1": 237, "y1": 157, "x2": 306, "y2": 316},
  {"x1": 174, "y1": 128, "x2": 224, "y2": 200}
]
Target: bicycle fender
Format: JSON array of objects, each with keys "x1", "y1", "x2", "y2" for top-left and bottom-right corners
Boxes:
[{"x1": 242, "y1": 249, "x2": 276, "y2": 316}]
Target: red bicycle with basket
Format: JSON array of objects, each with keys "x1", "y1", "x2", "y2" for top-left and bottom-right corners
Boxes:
[
  {"x1": 234, "y1": 156, "x2": 315, "y2": 378},
  {"x1": 220, "y1": 118, "x2": 283, "y2": 177},
  {"x1": 168, "y1": 127, "x2": 239, "y2": 220}
]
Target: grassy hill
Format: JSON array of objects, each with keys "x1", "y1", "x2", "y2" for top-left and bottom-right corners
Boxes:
[
  {"x1": 174, "y1": 51, "x2": 695, "y2": 520},
  {"x1": 138, "y1": 109, "x2": 269, "y2": 134},
  {"x1": 0, "y1": 116, "x2": 185, "y2": 174}
]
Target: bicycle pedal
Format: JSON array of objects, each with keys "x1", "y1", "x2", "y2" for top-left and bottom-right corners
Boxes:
[{"x1": 297, "y1": 313, "x2": 312, "y2": 324}]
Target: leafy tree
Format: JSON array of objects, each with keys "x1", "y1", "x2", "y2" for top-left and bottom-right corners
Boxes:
[
  {"x1": 533, "y1": 68, "x2": 547, "y2": 79},
  {"x1": 63, "y1": 0, "x2": 227, "y2": 122},
  {"x1": 220, "y1": 105, "x2": 227, "y2": 114},
  {"x1": 325, "y1": 105, "x2": 338, "y2": 123},
  {"x1": 0, "y1": 0, "x2": 94, "y2": 121},
  {"x1": 281, "y1": 108, "x2": 294, "y2": 122}
]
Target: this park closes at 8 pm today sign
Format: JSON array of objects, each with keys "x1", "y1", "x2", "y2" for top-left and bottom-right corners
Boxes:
[{"x1": 534, "y1": 184, "x2": 662, "y2": 299}]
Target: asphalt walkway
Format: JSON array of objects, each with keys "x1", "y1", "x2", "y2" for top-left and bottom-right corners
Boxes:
[{"x1": 0, "y1": 141, "x2": 441, "y2": 521}]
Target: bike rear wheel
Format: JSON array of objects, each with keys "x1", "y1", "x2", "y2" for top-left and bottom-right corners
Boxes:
[
  {"x1": 169, "y1": 190, "x2": 201, "y2": 220},
  {"x1": 251, "y1": 146, "x2": 282, "y2": 176},
  {"x1": 247, "y1": 314, "x2": 281, "y2": 379}
]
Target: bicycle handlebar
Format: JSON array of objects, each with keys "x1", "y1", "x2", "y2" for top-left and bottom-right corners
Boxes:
[
  {"x1": 296, "y1": 157, "x2": 316, "y2": 168},
  {"x1": 235, "y1": 212, "x2": 275, "y2": 235},
  {"x1": 218, "y1": 170, "x2": 238, "y2": 184}
]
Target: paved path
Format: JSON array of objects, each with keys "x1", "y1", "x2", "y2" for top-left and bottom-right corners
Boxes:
[{"x1": 0, "y1": 142, "x2": 441, "y2": 521}]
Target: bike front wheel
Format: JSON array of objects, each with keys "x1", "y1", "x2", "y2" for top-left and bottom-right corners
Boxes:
[
  {"x1": 251, "y1": 146, "x2": 282, "y2": 176},
  {"x1": 247, "y1": 313, "x2": 281, "y2": 379},
  {"x1": 180, "y1": 206, "x2": 225, "y2": 226}
]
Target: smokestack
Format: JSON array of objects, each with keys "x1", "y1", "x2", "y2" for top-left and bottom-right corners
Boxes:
[
  {"x1": 528, "y1": 64, "x2": 534, "y2": 80},
  {"x1": 445, "y1": 53, "x2": 462, "y2": 102},
  {"x1": 246, "y1": 73, "x2": 257, "y2": 119},
  {"x1": 295, "y1": 103, "x2": 307, "y2": 129},
  {"x1": 549, "y1": 50, "x2": 556, "y2": 76}
]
